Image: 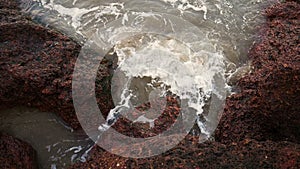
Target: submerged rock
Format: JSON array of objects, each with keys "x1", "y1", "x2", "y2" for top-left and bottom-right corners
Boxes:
[{"x1": 0, "y1": 133, "x2": 38, "y2": 169}]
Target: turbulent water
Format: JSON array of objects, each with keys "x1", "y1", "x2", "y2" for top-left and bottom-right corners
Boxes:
[
  {"x1": 20, "y1": 0, "x2": 274, "y2": 63},
  {"x1": 17, "y1": 0, "x2": 277, "y2": 167}
]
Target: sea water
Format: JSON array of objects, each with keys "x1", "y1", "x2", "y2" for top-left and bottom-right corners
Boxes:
[
  {"x1": 0, "y1": 107, "x2": 93, "y2": 169},
  {"x1": 16, "y1": 0, "x2": 277, "y2": 167}
]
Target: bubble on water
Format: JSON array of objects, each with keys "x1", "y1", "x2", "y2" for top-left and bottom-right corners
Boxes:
[
  {"x1": 161, "y1": 0, "x2": 207, "y2": 18},
  {"x1": 72, "y1": 11, "x2": 228, "y2": 158},
  {"x1": 106, "y1": 34, "x2": 225, "y2": 137},
  {"x1": 20, "y1": 0, "x2": 278, "y2": 161}
]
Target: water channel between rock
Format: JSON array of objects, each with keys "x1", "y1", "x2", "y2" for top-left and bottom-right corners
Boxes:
[{"x1": 3, "y1": 0, "x2": 278, "y2": 168}]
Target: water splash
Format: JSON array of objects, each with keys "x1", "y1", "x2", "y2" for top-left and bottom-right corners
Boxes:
[
  {"x1": 19, "y1": 0, "x2": 277, "y2": 163},
  {"x1": 162, "y1": 0, "x2": 207, "y2": 17},
  {"x1": 98, "y1": 34, "x2": 225, "y2": 137},
  {"x1": 20, "y1": 0, "x2": 275, "y2": 63},
  {"x1": 21, "y1": 0, "x2": 276, "y2": 134}
]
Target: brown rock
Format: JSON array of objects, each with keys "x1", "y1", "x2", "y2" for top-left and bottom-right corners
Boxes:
[
  {"x1": 0, "y1": 0, "x2": 117, "y2": 130},
  {"x1": 70, "y1": 137, "x2": 300, "y2": 169},
  {"x1": 0, "y1": 0, "x2": 20, "y2": 10},
  {"x1": 0, "y1": 0, "x2": 82, "y2": 129},
  {"x1": 70, "y1": 1, "x2": 300, "y2": 168},
  {"x1": 0, "y1": 0, "x2": 299, "y2": 168},
  {"x1": 0, "y1": 133, "x2": 37, "y2": 169},
  {"x1": 215, "y1": 1, "x2": 300, "y2": 144}
]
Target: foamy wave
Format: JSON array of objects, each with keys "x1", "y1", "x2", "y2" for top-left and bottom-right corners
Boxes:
[
  {"x1": 110, "y1": 34, "x2": 225, "y2": 135},
  {"x1": 161, "y1": 0, "x2": 207, "y2": 18}
]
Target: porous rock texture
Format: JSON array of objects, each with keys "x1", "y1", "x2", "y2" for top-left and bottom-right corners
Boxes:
[
  {"x1": 70, "y1": 136, "x2": 300, "y2": 169},
  {"x1": 215, "y1": 0, "x2": 300, "y2": 144},
  {"x1": 0, "y1": 0, "x2": 299, "y2": 168},
  {"x1": 0, "y1": 133, "x2": 37, "y2": 169},
  {"x1": 70, "y1": 1, "x2": 300, "y2": 168},
  {"x1": 0, "y1": 0, "x2": 81, "y2": 129}
]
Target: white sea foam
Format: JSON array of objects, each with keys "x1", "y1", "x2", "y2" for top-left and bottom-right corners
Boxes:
[
  {"x1": 161, "y1": 0, "x2": 207, "y2": 18},
  {"x1": 39, "y1": 0, "x2": 99, "y2": 30},
  {"x1": 95, "y1": 33, "x2": 225, "y2": 136},
  {"x1": 21, "y1": 0, "x2": 275, "y2": 149}
]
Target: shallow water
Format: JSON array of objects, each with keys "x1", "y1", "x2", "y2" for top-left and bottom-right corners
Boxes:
[
  {"x1": 13, "y1": 0, "x2": 278, "y2": 166},
  {"x1": 20, "y1": 0, "x2": 274, "y2": 65},
  {"x1": 0, "y1": 107, "x2": 93, "y2": 169}
]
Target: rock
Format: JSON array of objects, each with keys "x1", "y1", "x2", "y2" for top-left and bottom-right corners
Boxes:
[
  {"x1": 0, "y1": 0, "x2": 20, "y2": 10},
  {"x1": 0, "y1": 0, "x2": 117, "y2": 130},
  {"x1": 0, "y1": 133, "x2": 38, "y2": 169},
  {"x1": 0, "y1": 0, "x2": 299, "y2": 168},
  {"x1": 215, "y1": 1, "x2": 300, "y2": 144},
  {"x1": 0, "y1": 0, "x2": 81, "y2": 129},
  {"x1": 70, "y1": 136, "x2": 300, "y2": 169},
  {"x1": 70, "y1": 1, "x2": 300, "y2": 168}
]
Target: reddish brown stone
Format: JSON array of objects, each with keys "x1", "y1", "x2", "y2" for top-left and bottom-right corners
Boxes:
[
  {"x1": 70, "y1": 137, "x2": 300, "y2": 169},
  {"x1": 0, "y1": 133, "x2": 37, "y2": 169},
  {"x1": 70, "y1": 1, "x2": 300, "y2": 168},
  {"x1": 0, "y1": 0, "x2": 299, "y2": 168},
  {"x1": 215, "y1": 1, "x2": 300, "y2": 144},
  {"x1": 109, "y1": 96, "x2": 181, "y2": 138},
  {"x1": 0, "y1": 20, "x2": 82, "y2": 128},
  {"x1": 0, "y1": 0, "x2": 82, "y2": 129},
  {"x1": 0, "y1": 0, "x2": 118, "y2": 130}
]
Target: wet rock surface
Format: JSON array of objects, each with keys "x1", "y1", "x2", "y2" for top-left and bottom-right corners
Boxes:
[
  {"x1": 0, "y1": 0, "x2": 299, "y2": 168},
  {"x1": 0, "y1": 0, "x2": 81, "y2": 129},
  {"x1": 215, "y1": 0, "x2": 300, "y2": 144},
  {"x1": 70, "y1": 1, "x2": 300, "y2": 168},
  {"x1": 70, "y1": 137, "x2": 300, "y2": 169},
  {"x1": 0, "y1": 133, "x2": 38, "y2": 169}
]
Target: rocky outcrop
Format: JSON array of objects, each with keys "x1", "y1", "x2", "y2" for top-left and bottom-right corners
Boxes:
[
  {"x1": 70, "y1": 137, "x2": 300, "y2": 169},
  {"x1": 0, "y1": 0, "x2": 299, "y2": 168},
  {"x1": 215, "y1": 1, "x2": 300, "y2": 144},
  {"x1": 0, "y1": 0, "x2": 81, "y2": 129},
  {"x1": 0, "y1": 133, "x2": 37, "y2": 169},
  {"x1": 70, "y1": 1, "x2": 300, "y2": 168}
]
